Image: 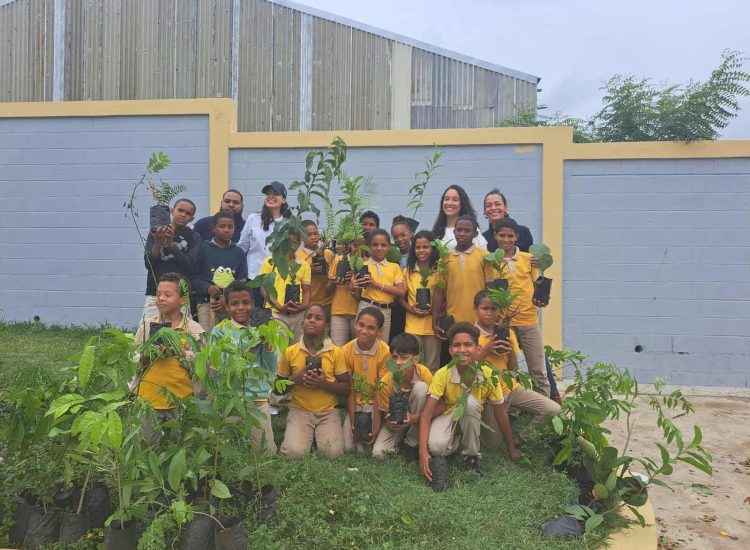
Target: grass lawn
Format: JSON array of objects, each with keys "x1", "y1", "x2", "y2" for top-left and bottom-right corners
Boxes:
[{"x1": 0, "y1": 322, "x2": 625, "y2": 549}]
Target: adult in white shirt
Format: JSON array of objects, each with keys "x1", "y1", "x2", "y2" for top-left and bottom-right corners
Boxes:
[
  {"x1": 238, "y1": 181, "x2": 292, "y2": 278},
  {"x1": 431, "y1": 184, "x2": 487, "y2": 250}
]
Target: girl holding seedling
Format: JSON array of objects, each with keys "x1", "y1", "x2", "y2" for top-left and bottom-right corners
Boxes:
[
  {"x1": 350, "y1": 229, "x2": 406, "y2": 343},
  {"x1": 493, "y1": 217, "x2": 550, "y2": 397},
  {"x1": 276, "y1": 305, "x2": 350, "y2": 459},
  {"x1": 401, "y1": 230, "x2": 442, "y2": 372},
  {"x1": 431, "y1": 185, "x2": 487, "y2": 250},
  {"x1": 326, "y1": 241, "x2": 360, "y2": 346},
  {"x1": 259, "y1": 230, "x2": 311, "y2": 342}
]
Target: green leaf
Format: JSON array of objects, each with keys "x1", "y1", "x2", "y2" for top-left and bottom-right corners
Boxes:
[
  {"x1": 628, "y1": 505, "x2": 646, "y2": 527},
  {"x1": 77, "y1": 345, "x2": 95, "y2": 389},
  {"x1": 692, "y1": 425, "x2": 702, "y2": 446},
  {"x1": 210, "y1": 479, "x2": 232, "y2": 499},
  {"x1": 551, "y1": 415, "x2": 563, "y2": 435},
  {"x1": 676, "y1": 455, "x2": 713, "y2": 476},
  {"x1": 107, "y1": 411, "x2": 123, "y2": 449},
  {"x1": 167, "y1": 449, "x2": 187, "y2": 492},
  {"x1": 605, "y1": 470, "x2": 617, "y2": 491},
  {"x1": 593, "y1": 483, "x2": 609, "y2": 500},
  {"x1": 585, "y1": 513, "x2": 604, "y2": 531},
  {"x1": 194, "y1": 447, "x2": 212, "y2": 465}
]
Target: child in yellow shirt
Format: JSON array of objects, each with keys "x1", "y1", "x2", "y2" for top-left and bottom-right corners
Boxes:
[
  {"x1": 326, "y1": 242, "x2": 359, "y2": 346},
  {"x1": 341, "y1": 307, "x2": 391, "y2": 452},
  {"x1": 351, "y1": 229, "x2": 405, "y2": 343},
  {"x1": 297, "y1": 220, "x2": 334, "y2": 308}
]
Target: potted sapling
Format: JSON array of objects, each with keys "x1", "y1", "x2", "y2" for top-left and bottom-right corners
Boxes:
[
  {"x1": 529, "y1": 244, "x2": 554, "y2": 305},
  {"x1": 350, "y1": 376, "x2": 385, "y2": 443},
  {"x1": 142, "y1": 152, "x2": 185, "y2": 229},
  {"x1": 485, "y1": 286, "x2": 522, "y2": 342},
  {"x1": 416, "y1": 268, "x2": 433, "y2": 312},
  {"x1": 385, "y1": 358, "x2": 412, "y2": 424},
  {"x1": 304, "y1": 340, "x2": 325, "y2": 373},
  {"x1": 431, "y1": 239, "x2": 454, "y2": 334},
  {"x1": 284, "y1": 262, "x2": 302, "y2": 305},
  {"x1": 484, "y1": 249, "x2": 509, "y2": 289}
]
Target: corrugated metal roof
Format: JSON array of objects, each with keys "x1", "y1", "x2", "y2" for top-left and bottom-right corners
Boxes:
[{"x1": 268, "y1": 0, "x2": 540, "y2": 84}]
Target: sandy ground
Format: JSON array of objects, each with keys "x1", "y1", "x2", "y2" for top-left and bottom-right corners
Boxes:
[{"x1": 603, "y1": 387, "x2": 750, "y2": 550}]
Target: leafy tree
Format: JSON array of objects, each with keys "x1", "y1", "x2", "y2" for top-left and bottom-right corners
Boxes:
[{"x1": 500, "y1": 49, "x2": 749, "y2": 142}]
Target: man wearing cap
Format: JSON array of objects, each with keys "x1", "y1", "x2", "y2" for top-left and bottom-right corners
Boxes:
[
  {"x1": 238, "y1": 181, "x2": 292, "y2": 280},
  {"x1": 192, "y1": 189, "x2": 246, "y2": 243}
]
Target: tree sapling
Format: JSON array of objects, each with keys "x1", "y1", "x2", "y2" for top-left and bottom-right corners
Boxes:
[{"x1": 529, "y1": 244, "x2": 554, "y2": 304}]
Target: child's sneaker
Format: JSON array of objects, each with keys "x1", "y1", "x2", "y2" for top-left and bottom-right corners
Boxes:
[{"x1": 463, "y1": 455, "x2": 483, "y2": 476}]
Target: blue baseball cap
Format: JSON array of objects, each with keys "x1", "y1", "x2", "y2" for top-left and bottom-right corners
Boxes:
[{"x1": 262, "y1": 181, "x2": 287, "y2": 198}]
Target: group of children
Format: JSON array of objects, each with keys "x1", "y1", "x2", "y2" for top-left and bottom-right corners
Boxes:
[{"x1": 137, "y1": 200, "x2": 561, "y2": 480}]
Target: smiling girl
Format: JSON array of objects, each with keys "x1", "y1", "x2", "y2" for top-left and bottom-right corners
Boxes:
[{"x1": 431, "y1": 185, "x2": 487, "y2": 250}]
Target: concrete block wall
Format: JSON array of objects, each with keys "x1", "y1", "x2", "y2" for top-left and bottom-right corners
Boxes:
[
  {"x1": 563, "y1": 158, "x2": 750, "y2": 387},
  {"x1": 0, "y1": 115, "x2": 211, "y2": 327},
  {"x1": 229, "y1": 144, "x2": 543, "y2": 239}
]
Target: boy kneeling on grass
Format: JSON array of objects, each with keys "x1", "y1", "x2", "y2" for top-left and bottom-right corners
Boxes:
[
  {"x1": 275, "y1": 305, "x2": 351, "y2": 459},
  {"x1": 372, "y1": 333, "x2": 435, "y2": 459},
  {"x1": 211, "y1": 280, "x2": 278, "y2": 454},
  {"x1": 419, "y1": 322, "x2": 520, "y2": 480},
  {"x1": 132, "y1": 272, "x2": 204, "y2": 445},
  {"x1": 473, "y1": 290, "x2": 560, "y2": 442},
  {"x1": 341, "y1": 306, "x2": 391, "y2": 452}
]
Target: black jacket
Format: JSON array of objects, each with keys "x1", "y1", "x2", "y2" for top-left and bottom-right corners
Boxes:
[{"x1": 144, "y1": 226, "x2": 202, "y2": 296}]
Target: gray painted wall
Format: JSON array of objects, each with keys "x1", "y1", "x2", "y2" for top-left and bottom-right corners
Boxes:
[
  {"x1": 0, "y1": 115, "x2": 210, "y2": 327},
  {"x1": 563, "y1": 158, "x2": 750, "y2": 387},
  {"x1": 229, "y1": 144, "x2": 543, "y2": 240}
]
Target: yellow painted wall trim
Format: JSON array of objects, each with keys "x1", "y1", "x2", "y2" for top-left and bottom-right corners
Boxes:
[
  {"x1": 227, "y1": 126, "x2": 573, "y2": 148},
  {"x1": 0, "y1": 98, "x2": 236, "y2": 118},
  {"x1": 566, "y1": 140, "x2": 750, "y2": 160}
]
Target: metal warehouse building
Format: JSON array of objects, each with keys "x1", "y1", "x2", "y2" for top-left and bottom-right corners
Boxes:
[{"x1": 0, "y1": 0, "x2": 539, "y2": 131}]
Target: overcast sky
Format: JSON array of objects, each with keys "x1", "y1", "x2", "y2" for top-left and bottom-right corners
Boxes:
[{"x1": 310, "y1": 0, "x2": 750, "y2": 138}]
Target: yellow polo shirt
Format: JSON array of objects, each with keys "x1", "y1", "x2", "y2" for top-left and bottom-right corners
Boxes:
[
  {"x1": 137, "y1": 316, "x2": 205, "y2": 410},
  {"x1": 377, "y1": 363, "x2": 434, "y2": 412},
  {"x1": 277, "y1": 338, "x2": 348, "y2": 412},
  {"x1": 443, "y1": 246, "x2": 495, "y2": 323},
  {"x1": 476, "y1": 324, "x2": 520, "y2": 396},
  {"x1": 341, "y1": 339, "x2": 391, "y2": 405},
  {"x1": 361, "y1": 258, "x2": 404, "y2": 305},
  {"x1": 428, "y1": 363, "x2": 505, "y2": 414},
  {"x1": 296, "y1": 247, "x2": 334, "y2": 307},
  {"x1": 327, "y1": 254, "x2": 358, "y2": 316},
  {"x1": 258, "y1": 256, "x2": 312, "y2": 313},
  {"x1": 503, "y1": 249, "x2": 539, "y2": 327},
  {"x1": 403, "y1": 267, "x2": 438, "y2": 336}
]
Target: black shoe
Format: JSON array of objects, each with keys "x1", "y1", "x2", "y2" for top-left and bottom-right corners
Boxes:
[
  {"x1": 463, "y1": 455, "x2": 483, "y2": 476},
  {"x1": 399, "y1": 444, "x2": 419, "y2": 463}
]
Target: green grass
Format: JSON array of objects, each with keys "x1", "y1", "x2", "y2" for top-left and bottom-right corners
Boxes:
[{"x1": 0, "y1": 323, "x2": 626, "y2": 549}]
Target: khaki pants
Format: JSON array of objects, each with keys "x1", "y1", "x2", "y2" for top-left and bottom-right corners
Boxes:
[
  {"x1": 227, "y1": 400, "x2": 277, "y2": 454},
  {"x1": 281, "y1": 408, "x2": 344, "y2": 460},
  {"x1": 142, "y1": 408, "x2": 178, "y2": 446},
  {"x1": 427, "y1": 395, "x2": 483, "y2": 458},
  {"x1": 343, "y1": 403, "x2": 375, "y2": 453},
  {"x1": 372, "y1": 381, "x2": 428, "y2": 458},
  {"x1": 196, "y1": 302, "x2": 227, "y2": 333},
  {"x1": 272, "y1": 310, "x2": 304, "y2": 343},
  {"x1": 480, "y1": 387, "x2": 561, "y2": 449},
  {"x1": 414, "y1": 335, "x2": 441, "y2": 372},
  {"x1": 330, "y1": 314, "x2": 356, "y2": 347},
  {"x1": 358, "y1": 301, "x2": 393, "y2": 343},
  {"x1": 513, "y1": 325, "x2": 550, "y2": 397}
]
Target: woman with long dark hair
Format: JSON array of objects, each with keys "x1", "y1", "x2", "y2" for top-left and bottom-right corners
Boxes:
[
  {"x1": 238, "y1": 181, "x2": 293, "y2": 278},
  {"x1": 482, "y1": 189, "x2": 533, "y2": 252},
  {"x1": 431, "y1": 184, "x2": 487, "y2": 249}
]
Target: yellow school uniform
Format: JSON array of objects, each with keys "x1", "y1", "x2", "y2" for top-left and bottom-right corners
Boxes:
[
  {"x1": 296, "y1": 247, "x2": 334, "y2": 307},
  {"x1": 403, "y1": 267, "x2": 438, "y2": 336},
  {"x1": 137, "y1": 316, "x2": 205, "y2": 410},
  {"x1": 428, "y1": 363, "x2": 505, "y2": 414},
  {"x1": 476, "y1": 324, "x2": 520, "y2": 396},
  {"x1": 327, "y1": 254, "x2": 359, "y2": 316},
  {"x1": 377, "y1": 363, "x2": 434, "y2": 412},
  {"x1": 277, "y1": 338, "x2": 348, "y2": 412},
  {"x1": 503, "y1": 248, "x2": 539, "y2": 327},
  {"x1": 361, "y1": 258, "x2": 403, "y2": 305},
  {"x1": 341, "y1": 339, "x2": 391, "y2": 405},
  {"x1": 444, "y1": 246, "x2": 495, "y2": 323},
  {"x1": 258, "y1": 256, "x2": 312, "y2": 313}
]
